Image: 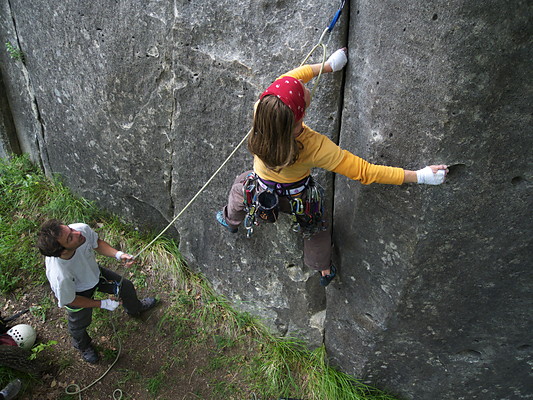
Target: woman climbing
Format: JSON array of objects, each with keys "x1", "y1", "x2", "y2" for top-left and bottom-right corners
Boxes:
[{"x1": 216, "y1": 48, "x2": 447, "y2": 286}]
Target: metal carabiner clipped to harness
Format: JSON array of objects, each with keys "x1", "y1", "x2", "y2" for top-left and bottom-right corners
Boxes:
[{"x1": 291, "y1": 197, "x2": 305, "y2": 215}]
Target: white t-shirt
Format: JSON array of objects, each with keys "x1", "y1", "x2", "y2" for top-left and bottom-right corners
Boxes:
[{"x1": 45, "y1": 223, "x2": 100, "y2": 307}]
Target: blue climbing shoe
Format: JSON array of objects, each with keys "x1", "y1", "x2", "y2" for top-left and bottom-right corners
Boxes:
[
  {"x1": 216, "y1": 211, "x2": 238, "y2": 233},
  {"x1": 319, "y1": 265, "x2": 337, "y2": 287}
]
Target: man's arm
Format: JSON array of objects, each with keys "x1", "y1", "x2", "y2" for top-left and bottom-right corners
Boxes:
[
  {"x1": 66, "y1": 295, "x2": 102, "y2": 309},
  {"x1": 95, "y1": 238, "x2": 134, "y2": 265},
  {"x1": 66, "y1": 295, "x2": 119, "y2": 311},
  {"x1": 94, "y1": 238, "x2": 118, "y2": 257}
]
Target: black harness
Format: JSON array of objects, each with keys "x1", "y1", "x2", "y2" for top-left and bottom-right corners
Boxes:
[{"x1": 242, "y1": 173, "x2": 326, "y2": 239}]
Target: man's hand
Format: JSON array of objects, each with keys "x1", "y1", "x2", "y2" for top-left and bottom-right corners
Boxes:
[
  {"x1": 115, "y1": 251, "x2": 135, "y2": 267},
  {"x1": 100, "y1": 299, "x2": 120, "y2": 311}
]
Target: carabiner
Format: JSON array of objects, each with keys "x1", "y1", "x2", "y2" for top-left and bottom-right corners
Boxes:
[
  {"x1": 291, "y1": 198, "x2": 304, "y2": 215},
  {"x1": 327, "y1": 0, "x2": 346, "y2": 32}
]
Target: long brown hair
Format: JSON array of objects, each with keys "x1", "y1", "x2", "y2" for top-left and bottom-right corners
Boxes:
[{"x1": 248, "y1": 95, "x2": 302, "y2": 171}]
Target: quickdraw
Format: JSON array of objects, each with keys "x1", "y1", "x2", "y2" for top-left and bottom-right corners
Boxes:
[{"x1": 289, "y1": 179, "x2": 326, "y2": 239}]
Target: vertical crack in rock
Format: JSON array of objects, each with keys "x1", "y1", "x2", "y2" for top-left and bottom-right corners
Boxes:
[
  {"x1": 6, "y1": 0, "x2": 51, "y2": 176},
  {"x1": 331, "y1": 0, "x2": 351, "y2": 204},
  {"x1": 0, "y1": 71, "x2": 20, "y2": 155},
  {"x1": 167, "y1": 66, "x2": 177, "y2": 219},
  {"x1": 167, "y1": 5, "x2": 183, "y2": 224},
  {"x1": 325, "y1": 0, "x2": 352, "y2": 344}
]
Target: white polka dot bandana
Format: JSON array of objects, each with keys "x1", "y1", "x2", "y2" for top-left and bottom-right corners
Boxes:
[{"x1": 260, "y1": 77, "x2": 306, "y2": 121}]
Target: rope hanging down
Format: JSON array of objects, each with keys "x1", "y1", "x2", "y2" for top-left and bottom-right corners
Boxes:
[{"x1": 134, "y1": 1, "x2": 346, "y2": 260}]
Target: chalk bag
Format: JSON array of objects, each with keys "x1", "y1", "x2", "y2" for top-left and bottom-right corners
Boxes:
[{"x1": 256, "y1": 190, "x2": 279, "y2": 223}]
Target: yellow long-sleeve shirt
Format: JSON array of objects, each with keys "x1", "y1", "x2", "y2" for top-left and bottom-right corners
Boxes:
[{"x1": 253, "y1": 66, "x2": 405, "y2": 185}]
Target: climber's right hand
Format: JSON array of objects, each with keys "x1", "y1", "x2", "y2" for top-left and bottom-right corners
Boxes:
[{"x1": 327, "y1": 48, "x2": 348, "y2": 72}]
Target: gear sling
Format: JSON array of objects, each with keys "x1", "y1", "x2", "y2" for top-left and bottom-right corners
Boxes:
[{"x1": 242, "y1": 172, "x2": 326, "y2": 239}]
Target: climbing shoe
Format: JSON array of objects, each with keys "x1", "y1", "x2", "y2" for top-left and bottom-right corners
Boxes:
[
  {"x1": 216, "y1": 210, "x2": 238, "y2": 233},
  {"x1": 319, "y1": 264, "x2": 337, "y2": 287},
  {"x1": 80, "y1": 344, "x2": 99, "y2": 364},
  {"x1": 0, "y1": 378, "x2": 22, "y2": 400}
]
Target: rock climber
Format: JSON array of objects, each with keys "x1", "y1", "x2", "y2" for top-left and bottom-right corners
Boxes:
[{"x1": 216, "y1": 48, "x2": 447, "y2": 286}]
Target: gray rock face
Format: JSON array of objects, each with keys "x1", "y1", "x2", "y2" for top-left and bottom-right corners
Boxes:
[
  {"x1": 330, "y1": 1, "x2": 533, "y2": 399},
  {"x1": 1, "y1": 0, "x2": 531, "y2": 399}
]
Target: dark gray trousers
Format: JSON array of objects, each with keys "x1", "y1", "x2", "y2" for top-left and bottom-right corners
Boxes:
[
  {"x1": 223, "y1": 170, "x2": 332, "y2": 271},
  {"x1": 67, "y1": 266, "x2": 142, "y2": 351}
]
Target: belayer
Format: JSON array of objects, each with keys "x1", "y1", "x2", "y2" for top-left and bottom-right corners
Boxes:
[
  {"x1": 36, "y1": 220, "x2": 158, "y2": 363},
  {"x1": 216, "y1": 48, "x2": 447, "y2": 286}
]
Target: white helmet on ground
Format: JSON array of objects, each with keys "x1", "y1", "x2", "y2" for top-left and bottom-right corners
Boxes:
[{"x1": 7, "y1": 324, "x2": 36, "y2": 350}]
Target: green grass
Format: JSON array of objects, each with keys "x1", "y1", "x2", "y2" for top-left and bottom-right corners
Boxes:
[
  {"x1": 0, "y1": 155, "x2": 397, "y2": 400},
  {"x1": 5, "y1": 41, "x2": 24, "y2": 62}
]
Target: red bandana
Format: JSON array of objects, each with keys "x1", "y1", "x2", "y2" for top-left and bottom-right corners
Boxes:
[{"x1": 260, "y1": 77, "x2": 306, "y2": 121}]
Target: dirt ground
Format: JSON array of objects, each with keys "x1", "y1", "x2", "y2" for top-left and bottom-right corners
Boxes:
[{"x1": 1, "y1": 270, "x2": 257, "y2": 400}]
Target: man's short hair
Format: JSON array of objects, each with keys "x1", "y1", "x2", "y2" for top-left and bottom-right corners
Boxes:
[{"x1": 37, "y1": 219, "x2": 65, "y2": 257}]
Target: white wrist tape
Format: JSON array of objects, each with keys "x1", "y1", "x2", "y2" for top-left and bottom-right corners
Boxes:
[
  {"x1": 327, "y1": 49, "x2": 348, "y2": 72},
  {"x1": 115, "y1": 251, "x2": 124, "y2": 261},
  {"x1": 101, "y1": 299, "x2": 120, "y2": 311},
  {"x1": 416, "y1": 167, "x2": 446, "y2": 185}
]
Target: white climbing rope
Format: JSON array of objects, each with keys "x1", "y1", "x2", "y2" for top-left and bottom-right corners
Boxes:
[{"x1": 133, "y1": 128, "x2": 251, "y2": 259}]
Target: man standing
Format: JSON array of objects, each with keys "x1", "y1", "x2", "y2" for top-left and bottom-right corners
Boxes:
[{"x1": 37, "y1": 219, "x2": 157, "y2": 363}]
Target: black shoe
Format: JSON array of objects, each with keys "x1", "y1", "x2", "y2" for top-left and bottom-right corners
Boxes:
[
  {"x1": 216, "y1": 211, "x2": 238, "y2": 233},
  {"x1": 0, "y1": 379, "x2": 22, "y2": 400},
  {"x1": 80, "y1": 345, "x2": 99, "y2": 364},
  {"x1": 140, "y1": 297, "x2": 158, "y2": 313},
  {"x1": 319, "y1": 265, "x2": 337, "y2": 287},
  {"x1": 128, "y1": 297, "x2": 158, "y2": 317}
]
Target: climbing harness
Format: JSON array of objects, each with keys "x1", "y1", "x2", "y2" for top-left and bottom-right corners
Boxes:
[
  {"x1": 242, "y1": 173, "x2": 326, "y2": 239},
  {"x1": 100, "y1": 274, "x2": 122, "y2": 298},
  {"x1": 243, "y1": 173, "x2": 281, "y2": 237},
  {"x1": 64, "y1": 274, "x2": 123, "y2": 313}
]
